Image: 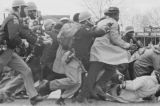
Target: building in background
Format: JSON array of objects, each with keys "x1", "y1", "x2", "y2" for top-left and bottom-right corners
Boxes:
[{"x1": 43, "y1": 15, "x2": 70, "y2": 22}]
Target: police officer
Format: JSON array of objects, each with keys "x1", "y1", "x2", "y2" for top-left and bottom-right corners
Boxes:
[
  {"x1": 0, "y1": 0, "x2": 44, "y2": 105},
  {"x1": 73, "y1": 11, "x2": 106, "y2": 70},
  {"x1": 26, "y1": 1, "x2": 41, "y2": 33},
  {"x1": 76, "y1": 7, "x2": 135, "y2": 102}
]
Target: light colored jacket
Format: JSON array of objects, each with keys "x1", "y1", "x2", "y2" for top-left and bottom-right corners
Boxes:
[
  {"x1": 119, "y1": 75, "x2": 160, "y2": 102},
  {"x1": 52, "y1": 45, "x2": 83, "y2": 74},
  {"x1": 90, "y1": 16, "x2": 131, "y2": 65}
]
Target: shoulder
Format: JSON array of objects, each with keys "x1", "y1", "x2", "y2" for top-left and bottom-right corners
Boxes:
[
  {"x1": 97, "y1": 17, "x2": 117, "y2": 29},
  {"x1": 6, "y1": 14, "x2": 19, "y2": 24}
]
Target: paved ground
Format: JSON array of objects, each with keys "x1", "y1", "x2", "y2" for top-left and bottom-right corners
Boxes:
[{"x1": 0, "y1": 99, "x2": 160, "y2": 106}]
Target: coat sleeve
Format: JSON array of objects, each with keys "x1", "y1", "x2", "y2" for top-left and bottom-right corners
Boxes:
[
  {"x1": 7, "y1": 16, "x2": 22, "y2": 48},
  {"x1": 152, "y1": 52, "x2": 160, "y2": 71},
  {"x1": 19, "y1": 24, "x2": 38, "y2": 45},
  {"x1": 125, "y1": 77, "x2": 145, "y2": 91},
  {"x1": 109, "y1": 22, "x2": 130, "y2": 49},
  {"x1": 89, "y1": 26, "x2": 106, "y2": 38}
]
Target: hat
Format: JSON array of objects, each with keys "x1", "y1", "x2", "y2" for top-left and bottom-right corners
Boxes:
[
  {"x1": 79, "y1": 11, "x2": 91, "y2": 23},
  {"x1": 104, "y1": 7, "x2": 119, "y2": 15},
  {"x1": 125, "y1": 26, "x2": 134, "y2": 34}
]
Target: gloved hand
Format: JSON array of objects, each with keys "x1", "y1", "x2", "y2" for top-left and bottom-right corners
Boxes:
[
  {"x1": 36, "y1": 36, "x2": 44, "y2": 46},
  {"x1": 21, "y1": 39, "x2": 29, "y2": 48},
  {"x1": 119, "y1": 81, "x2": 126, "y2": 89},
  {"x1": 129, "y1": 44, "x2": 137, "y2": 50}
]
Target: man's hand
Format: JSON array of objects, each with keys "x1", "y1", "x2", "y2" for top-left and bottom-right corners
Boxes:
[
  {"x1": 36, "y1": 37, "x2": 44, "y2": 46},
  {"x1": 129, "y1": 44, "x2": 137, "y2": 50},
  {"x1": 21, "y1": 39, "x2": 29, "y2": 48}
]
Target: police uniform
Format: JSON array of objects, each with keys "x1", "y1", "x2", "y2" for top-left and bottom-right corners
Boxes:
[{"x1": 0, "y1": 13, "x2": 39, "y2": 98}]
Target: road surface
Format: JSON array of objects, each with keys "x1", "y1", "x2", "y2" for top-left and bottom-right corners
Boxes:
[{"x1": 0, "y1": 99, "x2": 160, "y2": 106}]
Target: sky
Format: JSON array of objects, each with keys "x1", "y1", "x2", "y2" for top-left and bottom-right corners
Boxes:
[
  {"x1": 0, "y1": 0, "x2": 160, "y2": 28},
  {"x1": 1, "y1": 0, "x2": 160, "y2": 15}
]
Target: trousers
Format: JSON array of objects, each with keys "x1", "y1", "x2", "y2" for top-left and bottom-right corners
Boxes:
[
  {"x1": 80, "y1": 61, "x2": 116, "y2": 97},
  {"x1": 0, "y1": 49, "x2": 37, "y2": 98}
]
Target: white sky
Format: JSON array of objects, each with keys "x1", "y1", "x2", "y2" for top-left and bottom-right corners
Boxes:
[
  {"x1": 1, "y1": 0, "x2": 160, "y2": 15},
  {"x1": 1, "y1": 0, "x2": 160, "y2": 28}
]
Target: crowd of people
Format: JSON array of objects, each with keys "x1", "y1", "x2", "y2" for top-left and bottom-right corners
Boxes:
[{"x1": 0, "y1": 0, "x2": 160, "y2": 105}]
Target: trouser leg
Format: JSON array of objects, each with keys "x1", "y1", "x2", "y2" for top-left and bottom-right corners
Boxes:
[
  {"x1": 96, "y1": 64, "x2": 116, "y2": 86},
  {"x1": 8, "y1": 53, "x2": 37, "y2": 98},
  {"x1": 80, "y1": 61, "x2": 105, "y2": 97},
  {"x1": 118, "y1": 63, "x2": 130, "y2": 80},
  {"x1": 49, "y1": 64, "x2": 82, "y2": 98},
  {"x1": 0, "y1": 50, "x2": 13, "y2": 80},
  {"x1": 128, "y1": 61, "x2": 135, "y2": 80},
  {"x1": 61, "y1": 83, "x2": 81, "y2": 98}
]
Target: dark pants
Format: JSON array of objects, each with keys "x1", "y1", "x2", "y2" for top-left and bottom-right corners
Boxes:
[{"x1": 80, "y1": 61, "x2": 116, "y2": 98}]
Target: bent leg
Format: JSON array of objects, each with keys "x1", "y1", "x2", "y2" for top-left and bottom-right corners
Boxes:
[{"x1": 8, "y1": 53, "x2": 38, "y2": 98}]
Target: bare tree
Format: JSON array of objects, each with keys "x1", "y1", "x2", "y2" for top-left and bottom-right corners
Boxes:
[
  {"x1": 147, "y1": 8, "x2": 160, "y2": 27},
  {"x1": 130, "y1": 7, "x2": 160, "y2": 32},
  {"x1": 82, "y1": 0, "x2": 122, "y2": 19}
]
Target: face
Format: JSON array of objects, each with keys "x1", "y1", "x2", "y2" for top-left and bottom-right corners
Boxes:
[
  {"x1": 114, "y1": 13, "x2": 119, "y2": 21},
  {"x1": 126, "y1": 31, "x2": 134, "y2": 38},
  {"x1": 83, "y1": 18, "x2": 94, "y2": 27},
  {"x1": 28, "y1": 10, "x2": 37, "y2": 19}
]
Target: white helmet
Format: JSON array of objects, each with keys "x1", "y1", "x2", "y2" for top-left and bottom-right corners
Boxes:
[
  {"x1": 79, "y1": 11, "x2": 91, "y2": 23},
  {"x1": 12, "y1": 0, "x2": 26, "y2": 8},
  {"x1": 44, "y1": 19, "x2": 56, "y2": 28},
  {"x1": 27, "y1": 2, "x2": 37, "y2": 11},
  {"x1": 60, "y1": 17, "x2": 70, "y2": 24}
]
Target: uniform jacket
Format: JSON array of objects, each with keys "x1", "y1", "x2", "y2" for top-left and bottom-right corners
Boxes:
[
  {"x1": 72, "y1": 24, "x2": 105, "y2": 69},
  {"x1": 90, "y1": 16, "x2": 131, "y2": 65},
  {"x1": 2, "y1": 13, "x2": 38, "y2": 49},
  {"x1": 52, "y1": 45, "x2": 83, "y2": 74}
]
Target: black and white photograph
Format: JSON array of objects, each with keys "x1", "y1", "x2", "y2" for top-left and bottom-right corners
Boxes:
[{"x1": 0, "y1": 0, "x2": 160, "y2": 106}]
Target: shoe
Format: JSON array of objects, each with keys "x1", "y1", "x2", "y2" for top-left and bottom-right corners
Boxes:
[
  {"x1": 75, "y1": 93, "x2": 90, "y2": 103},
  {"x1": 30, "y1": 95, "x2": 43, "y2": 105},
  {"x1": 38, "y1": 80, "x2": 51, "y2": 96},
  {"x1": 56, "y1": 97, "x2": 65, "y2": 105}
]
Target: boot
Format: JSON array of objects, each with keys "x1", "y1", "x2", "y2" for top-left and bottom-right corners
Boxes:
[
  {"x1": 30, "y1": 95, "x2": 44, "y2": 105},
  {"x1": 38, "y1": 80, "x2": 51, "y2": 96}
]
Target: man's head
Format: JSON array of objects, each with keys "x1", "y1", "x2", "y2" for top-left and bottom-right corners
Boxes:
[
  {"x1": 79, "y1": 11, "x2": 94, "y2": 27},
  {"x1": 12, "y1": 0, "x2": 27, "y2": 18},
  {"x1": 104, "y1": 7, "x2": 119, "y2": 21},
  {"x1": 26, "y1": 2, "x2": 37, "y2": 19},
  {"x1": 43, "y1": 19, "x2": 56, "y2": 31},
  {"x1": 124, "y1": 26, "x2": 134, "y2": 38}
]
